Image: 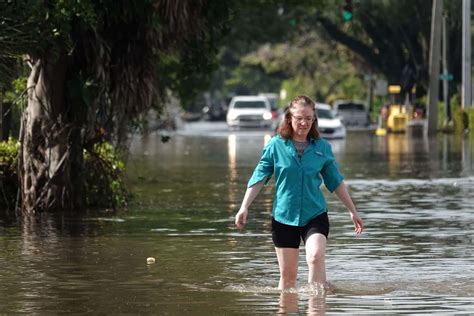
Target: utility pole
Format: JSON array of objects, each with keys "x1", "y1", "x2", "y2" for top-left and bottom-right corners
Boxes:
[
  {"x1": 442, "y1": 14, "x2": 451, "y2": 123},
  {"x1": 0, "y1": 85, "x2": 3, "y2": 141},
  {"x1": 462, "y1": 0, "x2": 471, "y2": 110},
  {"x1": 426, "y1": 0, "x2": 443, "y2": 135},
  {"x1": 364, "y1": 74, "x2": 374, "y2": 117},
  {"x1": 367, "y1": 80, "x2": 374, "y2": 116}
]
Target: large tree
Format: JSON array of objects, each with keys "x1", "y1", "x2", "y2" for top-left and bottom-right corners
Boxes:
[
  {"x1": 315, "y1": 0, "x2": 462, "y2": 96},
  {"x1": 212, "y1": 1, "x2": 462, "y2": 103},
  {"x1": 242, "y1": 32, "x2": 365, "y2": 102},
  {"x1": 0, "y1": 0, "x2": 229, "y2": 214}
]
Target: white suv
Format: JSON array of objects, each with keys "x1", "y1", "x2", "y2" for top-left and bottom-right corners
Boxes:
[{"x1": 226, "y1": 96, "x2": 273, "y2": 129}]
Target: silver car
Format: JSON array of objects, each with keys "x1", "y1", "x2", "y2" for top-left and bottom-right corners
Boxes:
[
  {"x1": 316, "y1": 103, "x2": 347, "y2": 139},
  {"x1": 226, "y1": 96, "x2": 274, "y2": 129},
  {"x1": 333, "y1": 101, "x2": 370, "y2": 127}
]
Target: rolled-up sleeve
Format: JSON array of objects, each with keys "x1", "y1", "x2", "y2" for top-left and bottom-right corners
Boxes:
[
  {"x1": 320, "y1": 143, "x2": 344, "y2": 192},
  {"x1": 247, "y1": 143, "x2": 274, "y2": 188}
]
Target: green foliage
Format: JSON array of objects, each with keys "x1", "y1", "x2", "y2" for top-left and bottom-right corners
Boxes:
[
  {"x1": 156, "y1": 47, "x2": 220, "y2": 109},
  {"x1": 448, "y1": 95, "x2": 461, "y2": 133},
  {"x1": 10, "y1": 77, "x2": 28, "y2": 113},
  {"x1": 0, "y1": 76, "x2": 28, "y2": 138},
  {"x1": 179, "y1": 0, "x2": 464, "y2": 109},
  {"x1": 437, "y1": 99, "x2": 451, "y2": 132},
  {"x1": 223, "y1": 63, "x2": 282, "y2": 96},
  {"x1": 2, "y1": 1, "x2": 231, "y2": 212},
  {"x1": 241, "y1": 33, "x2": 366, "y2": 103},
  {"x1": 1, "y1": 0, "x2": 230, "y2": 138},
  {"x1": 0, "y1": 138, "x2": 19, "y2": 208},
  {"x1": 209, "y1": 1, "x2": 376, "y2": 106},
  {"x1": 468, "y1": 108, "x2": 474, "y2": 131},
  {"x1": 0, "y1": 138, "x2": 127, "y2": 209},
  {"x1": 368, "y1": 96, "x2": 384, "y2": 123},
  {"x1": 435, "y1": 94, "x2": 474, "y2": 134},
  {"x1": 453, "y1": 109, "x2": 469, "y2": 134},
  {"x1": 11, "y1": 77, "x2": 27, "y2": 95},
  {"x1": 0, "y1": 138, "x2": 18, "y2": 171},
  {"x1": 83, "y1": 142, "x2": 127, "y2": 209},
  {"x1": 0, "y1": 0, "x2": 97, "y2": 57},
  {"x1": 315, "y1": 0, "x2": 463, "y2": 98}
]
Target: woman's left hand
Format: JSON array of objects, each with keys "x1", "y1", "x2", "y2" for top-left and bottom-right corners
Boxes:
[{"x1": 350, "y1": 212, "x2": 364, "y2": 234}]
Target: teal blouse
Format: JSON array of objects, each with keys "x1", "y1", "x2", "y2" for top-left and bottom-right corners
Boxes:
[{"x1": 247, "y1": 135, "x2": 344, "y2": 226}]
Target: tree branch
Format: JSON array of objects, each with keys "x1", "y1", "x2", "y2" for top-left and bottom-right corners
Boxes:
[{"x1": 315, "y1": 15, "x2": 383, "y2": 73}]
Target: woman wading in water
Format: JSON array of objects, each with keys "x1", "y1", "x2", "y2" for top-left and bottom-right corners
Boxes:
[{"x1": 235, "y1": 95, "x2": 364, "y2": 289}]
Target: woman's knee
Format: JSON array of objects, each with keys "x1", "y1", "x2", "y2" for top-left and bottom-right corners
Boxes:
[
  {"x1": 305, "y1": 234, "x2": 326, "y2": 265},
  {"x1": 306, "y1": 248, "x2": 325, "y2": 265}
]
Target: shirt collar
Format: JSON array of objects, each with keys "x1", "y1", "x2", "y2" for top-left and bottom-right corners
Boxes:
[{"x1": 282, "y1": 135, "x2": 319, "y2": 145}]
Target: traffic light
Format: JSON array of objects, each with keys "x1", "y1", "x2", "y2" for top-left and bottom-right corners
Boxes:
[{"x1": 342, "y1": 0, "x2": 353, "y2": 21}]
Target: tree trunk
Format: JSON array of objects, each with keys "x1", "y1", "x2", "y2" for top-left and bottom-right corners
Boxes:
[{"x1": 19, "y1": 53, "x2": 82, "y2": 214}]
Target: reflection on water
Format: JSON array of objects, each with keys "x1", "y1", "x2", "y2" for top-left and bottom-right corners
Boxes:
[
  {"x1": 0, "y1": 129, "x2": 473, "y2": 314},
  {"x1": 277, "y1": 291, "x2": 326, "y2": 315},
  {"x1": 228, "y1": 282, "x2": 329, "y2": 315},
  {"x1": 227, "y1": 134, "x2": 238, "y2": 214}
]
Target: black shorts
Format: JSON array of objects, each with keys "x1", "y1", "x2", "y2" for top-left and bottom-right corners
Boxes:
[{"x1": 271, "y1": 212, "x2": 330, "y2": 249}]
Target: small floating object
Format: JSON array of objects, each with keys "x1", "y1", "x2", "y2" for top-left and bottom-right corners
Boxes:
[
  {"x1": 147, "y1": 257, "x2": 156, "y2": 264},
  {"x1": 375, "y1": 128, "x2": 387, "y2": 136}
]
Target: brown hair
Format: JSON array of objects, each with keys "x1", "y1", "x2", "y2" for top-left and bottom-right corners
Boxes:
[{"x1": 277, "y1": 95, "x2": 320, "y2": 139}]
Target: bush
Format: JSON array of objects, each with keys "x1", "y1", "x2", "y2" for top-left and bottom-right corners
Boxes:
[
  {"x1": 468, "y1": 107, "x2": 474, "y2": 131},
  {"x1": 0, "y1": 139, "x2": 127, "y2": 210},
  {"x1": 435, "y1": 94, "x2": 474, "y2": 133},
  {"x1": 0, "y1": 138, "x2": 19, "y2": 209},
  {"x1": 453, "y1": 109, "x2": 469, "y2": 133},
  {"x1": 83, "y1": 142, "x2": 128, "y2": 209}
]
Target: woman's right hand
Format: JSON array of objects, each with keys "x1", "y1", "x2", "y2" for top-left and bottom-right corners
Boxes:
[{"x1": 235, "y1": 208, "x2": 248, "y2": 230}]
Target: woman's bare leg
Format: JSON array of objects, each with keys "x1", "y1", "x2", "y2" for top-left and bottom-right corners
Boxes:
[
  {"x1": 275, "y1": 247, "x2": 299, "y2": 290},
  {"x1": 277, "y1": 292, "x2": 299, "y2": 314},
  {"x1": 305, "y1": 233, "x2": 327, "y2": 284}
]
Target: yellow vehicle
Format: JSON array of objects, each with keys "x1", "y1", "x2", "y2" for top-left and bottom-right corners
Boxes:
[
  {"x1": 387, "y1": 104, "x2": 407, "y2": 132},
  {"x1": 376, "y1": 104, "x2": 408, "y2": 135}
]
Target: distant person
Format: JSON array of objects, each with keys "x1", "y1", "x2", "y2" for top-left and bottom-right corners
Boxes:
[{"x1": 235, "y1": 95, "x2": 364, "y2": 290}]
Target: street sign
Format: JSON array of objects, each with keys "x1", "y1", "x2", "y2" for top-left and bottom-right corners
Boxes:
[
  {"x1": 439, "y1": 73, "x2": 454, "y2": 81},
  {"x1": 388, "y1": 85, "x2": 401, "y2": 94},
  {"x1": 375, "y1": 80, "x2": 388, "y2": 96},
  {"x1": 364, "y1": 74, "x2": 375, "y2": 81}
]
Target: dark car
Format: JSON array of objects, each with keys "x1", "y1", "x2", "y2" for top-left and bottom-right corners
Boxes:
[{"x1": 202, "y1": 103, "x2": 227, "y2": 121}]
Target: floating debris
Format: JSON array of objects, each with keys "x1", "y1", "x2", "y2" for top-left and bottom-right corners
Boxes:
[{"x1": 147, "y1": 257, "x2": 156, "y2": 265}]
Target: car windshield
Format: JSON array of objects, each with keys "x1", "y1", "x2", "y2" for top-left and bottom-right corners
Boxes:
[
  {"x1": 233, "y1": 101, "x2": 267, "y2": 109},
  {"x1": 317, "y1": 108, "x2": 335, "y2": 119},
  {"x1": 337, "y1": 103, "x2": 365, "y2": 111}
]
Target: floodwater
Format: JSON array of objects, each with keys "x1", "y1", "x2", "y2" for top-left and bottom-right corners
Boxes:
[{"x1": 1, "y1": 122, "x2": 473, "y2": 314}]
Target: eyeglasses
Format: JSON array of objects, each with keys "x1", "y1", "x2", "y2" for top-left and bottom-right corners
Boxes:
[{"x1": 291, "y1": 115, "x2": 315, "y2": 123}]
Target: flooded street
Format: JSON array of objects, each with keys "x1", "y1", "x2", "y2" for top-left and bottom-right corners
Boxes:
[{"x1": 1, "y1": 122, "x2": 473, "y2": 314}]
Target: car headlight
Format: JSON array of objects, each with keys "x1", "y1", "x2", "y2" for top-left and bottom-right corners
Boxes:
[
  {"x1": 335, "y1": 126, "x2": 346, "y2": 133},
  {"x1": 262, "y1": 112, "x2": 272, "y2": 120},
  {"x1": 228, "y1": 113, "x2": 239, "y2": 120}
]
